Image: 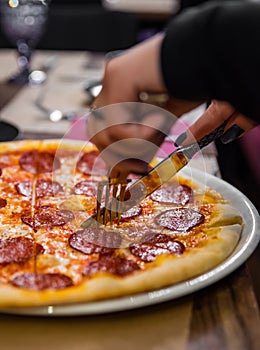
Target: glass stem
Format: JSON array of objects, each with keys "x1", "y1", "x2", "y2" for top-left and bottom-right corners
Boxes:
[
  {"x1": 9, "y1": 39, "x2": 33, "y2": 85},
  {"x1": 17, "y1": 39, "x2": 32, "y2": 72}
]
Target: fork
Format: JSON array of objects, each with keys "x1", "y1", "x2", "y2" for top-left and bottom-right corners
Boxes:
[
  {"x1": 34, "y1": 88, "x2": 80, "y2": 122},
  {"x1": 94, "y1": 178, "x2": 131, "y2": 226},
  {"x1": 81, "y1": 120, "x2": 229, "y2": 228}
]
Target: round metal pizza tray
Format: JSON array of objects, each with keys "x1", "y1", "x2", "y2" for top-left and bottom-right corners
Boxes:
[{"x1": 0, "y1": 167, "x2": 259, "y2": 316}]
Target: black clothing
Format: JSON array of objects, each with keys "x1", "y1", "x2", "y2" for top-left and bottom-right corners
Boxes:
[{"x1": 161, "y1": 1, "x2": 260, "y2": 122}]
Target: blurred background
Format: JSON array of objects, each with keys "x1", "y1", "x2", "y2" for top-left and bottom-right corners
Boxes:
[
  {"x1": 0, "y1": 0, "x2": 258, "y2": 210},
  {"x1": 0, "y1": 0, "x2": 178, "y2": 51}
]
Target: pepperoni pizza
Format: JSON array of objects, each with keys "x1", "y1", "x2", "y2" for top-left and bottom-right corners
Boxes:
[{"x1": 0, "y1": 140, "x2": 242, "y2": 308}]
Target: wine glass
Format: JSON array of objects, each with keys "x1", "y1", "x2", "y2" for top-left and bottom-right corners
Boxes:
[{"x1": 0, "y1": 0, "x2": 50, "y2": 85}]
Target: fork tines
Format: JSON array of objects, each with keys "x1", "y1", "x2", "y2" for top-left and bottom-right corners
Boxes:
[{"x1": 96, "y1": 178, "x2": 130, "y2": 225}]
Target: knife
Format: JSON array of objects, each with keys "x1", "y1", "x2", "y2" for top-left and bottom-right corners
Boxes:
[{"x1": 81, "y1": 120, "x2": 228, "y2": 228}]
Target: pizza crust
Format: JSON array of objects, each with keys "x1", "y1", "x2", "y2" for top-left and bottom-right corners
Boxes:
[
  {"x1": 0, "y1": 139, "x2": 98, "y2": 154},
  {"x1": 0, "y1": 223, "x2": 241, "y2": 308},
  {"x1": 208, "y1": 203, "x2": 243, "y2": 227}
]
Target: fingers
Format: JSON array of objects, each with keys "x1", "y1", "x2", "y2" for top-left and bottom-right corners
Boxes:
[
  {"x1": 228, "y1": 112, "x2": 256, "y2": 132},
  {"x1": 188, "y1": 100, "x2": 235, "y2": 141},
  {"x1": 175, "y1": 100, "x2": 256, "y2": 146},
  {"x1": 109, "y1": 159, "x2": 150, "y2": 179}
]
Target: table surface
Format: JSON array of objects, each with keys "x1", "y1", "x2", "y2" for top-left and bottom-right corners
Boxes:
[{"x1": 0, "y1": 49, "x2": 259, "y2": 350}]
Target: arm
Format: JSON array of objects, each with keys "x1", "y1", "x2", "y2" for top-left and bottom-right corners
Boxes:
[{"x1": 161, "y1": 1, "x2": 260, "y2": 122}]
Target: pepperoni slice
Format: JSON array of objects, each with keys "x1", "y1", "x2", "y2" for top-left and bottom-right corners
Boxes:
[
  {"x1": 0, "y1": 237, "x2": 44, "y2": 265},
  {"x1": 151, "y1": 184, "x2": 193, "y2": 205},
  {"x1": 73, "y1": 180, "x2": 98, "y2": 196},
  {"x1": 10, "y1": 272, "x2": 73, "y2": 290},
  {"x1": 36, "y1": 179, "x2": 63, "y2": 198},
  {"x1": 0, "y1": 197, "x2": 7, "y2": 209},
  {"x1": 83, "y1": 255, "x2": 140, "y2": 277},
  {"x1": 16, "y1": 180, "x2": 63, "y2": 198},
  {"x1": 76, "y1": 151, "x2": 107, "y2": 176},
  {"x1": 129, "y1": 233, "x2": 185, "y2": 262},
  {"x1": 69, "y1": 228, "x2": 121, "y2": 254},
  {"x1": 60, "y1": 209, "x2": 75, "y2": 223},
  {"x1": 19, "y1": 151, "x2": 61, "y2": 174},
  {"x1": 155, "y1": 208, "x2": 204, "y2": 232},
  {"x1": 120, "y1": 205, "x2": 142, "y2": 221},
  {"x1": 21, "y1": 207, "x2": 74, "y2": 229}
]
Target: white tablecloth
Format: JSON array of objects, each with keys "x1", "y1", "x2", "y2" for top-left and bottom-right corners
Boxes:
[{"x1": 0, "y1": 49, "x2": 104, "y2": 134}]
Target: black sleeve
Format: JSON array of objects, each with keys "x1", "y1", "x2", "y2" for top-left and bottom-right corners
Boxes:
[{"x1": 161, "y1": 1, "x2": 260, "y2": 122}]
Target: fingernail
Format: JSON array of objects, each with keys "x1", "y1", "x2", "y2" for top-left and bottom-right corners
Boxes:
[
  {"x1": 220, "y1": 124, "x2": 245, "y2": 144},
  {"x1": 105, "y1": 50, "x2": 124, "y2": 60},
  {"x1": 174, "y1": 132, "x2": 187, "y2": 147}
]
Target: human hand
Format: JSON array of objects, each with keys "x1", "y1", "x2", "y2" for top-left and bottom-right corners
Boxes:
[
  {"x1": 87, "y1": 103, "x2": 175, "y2": 178},
  {"x1": 87, "y1": 31, "x2": 257, "y2": 178},
  {"x1": 87, "y1": 33, "x2": 205, "y2": 178}
]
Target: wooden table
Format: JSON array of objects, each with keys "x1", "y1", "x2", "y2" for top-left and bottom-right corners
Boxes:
[{"x1": 0, "y1": 49, "x2": 259, "y2": 350}]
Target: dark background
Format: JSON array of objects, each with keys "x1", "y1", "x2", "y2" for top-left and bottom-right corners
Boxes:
[{"x1": 0, "y1": 0, "x2": 140, "y2": 51}]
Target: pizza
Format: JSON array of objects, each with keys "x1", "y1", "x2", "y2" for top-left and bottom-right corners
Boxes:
[{"x1": 0, "y1": 139, "x2": 243, "y2": 308}]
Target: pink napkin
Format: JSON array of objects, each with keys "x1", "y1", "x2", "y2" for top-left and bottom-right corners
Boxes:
[
  {"x1": 156, "y1": 120, "x2": 190, "y2": 158},
  {"x1": 64, "y1": 115, "x2": 89, "y2": 140}
]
